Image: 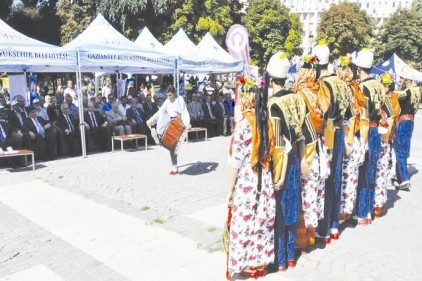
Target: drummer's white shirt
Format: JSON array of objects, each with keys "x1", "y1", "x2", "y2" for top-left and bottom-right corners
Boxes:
[{"x1": 150, "y1": 96, "x2": 190, "y2": 135}]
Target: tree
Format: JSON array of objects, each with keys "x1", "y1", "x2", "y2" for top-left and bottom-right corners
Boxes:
[
  {"x1": 163, "y1": 0, "x2": 241, "y2": 45},
  {"x1": 284, "y1": 13, "x2": 303, "y2": 58},
  {"x1": 57, "y1": 0, "x2": 98, "y2": 45},
  {"x1": 411, "y1": 0, "x2": 422, "y2": 12},
  {"x1": 9, "y1": 1, "x2": 61, "y2": 45},
  {"x1": 317, "y1": 2, "x2": 375, "y2": 59},
  {"x1": 21, "y1": 0, "x2": 39, "y2": 8},
  {"x1": 243, "y1": 0, "x2": 295, "y2": 70},
  {"x1": 57, "y1": 0, "x2": 172, "y2": 44},
  {"x1": 375, "y1": 9, "x2": 422, "y2": 64},
  {"x1": 0, "y1": 0, "x2": 13, "y2": 20}
]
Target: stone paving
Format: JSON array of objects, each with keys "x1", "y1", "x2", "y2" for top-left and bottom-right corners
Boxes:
[{"x1": 0, "y1": 112, "x2": 421, "y2": 281}]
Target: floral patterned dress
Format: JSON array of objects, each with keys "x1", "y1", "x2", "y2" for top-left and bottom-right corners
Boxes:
[
  {"x1": 340, "y1": 136, "x2": 365, "y2": 215},
  {"x1": 374, "y1": 143, "x2": 391, "y2": 208},
  {"x1": 227, "y1": 118, "x2": 276, "y2": 276}
]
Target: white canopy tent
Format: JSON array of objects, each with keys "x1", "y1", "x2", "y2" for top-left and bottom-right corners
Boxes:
[
  {"x1": 134, "y1": 27, "x2": 165, "y2": 52},
  {"x1": 63, "y1": 14, "x2": 176, "y2": 74},
  {"x1": 197, "y1": 32, "x2": 243, "y2": 73},
  {"x1": 0, "y1": 19, "x2": 76, "y2": 73},
  {"x1": 372, "y1": 53, "x2": 422, "y2": 82},
  {"x1": 63, "y1": 14, "x2": 177, "y2": 157},
  {"x1": 164, "y1": 29, "x2": 243, "y2": 74},
  {"x1": 163, "y1": 28, "x2": 209, "y2": 74}
]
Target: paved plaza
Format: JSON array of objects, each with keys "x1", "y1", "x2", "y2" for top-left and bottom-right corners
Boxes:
[{"x1": 1, "y1": 112, "x2": 422, "y2": 281}]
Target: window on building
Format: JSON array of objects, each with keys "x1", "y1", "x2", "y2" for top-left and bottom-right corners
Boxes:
[
  {"x1": 393, "y1": 2, "x2": 395, "y2": 8},
  {"x1": 366, "y1": 3, "x2": 369, "y2": 8}
]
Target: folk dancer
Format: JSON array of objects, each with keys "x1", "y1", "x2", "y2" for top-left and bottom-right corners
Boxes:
[
  {"x1": 226, "y1": 76, "x2": 275, "y2": 279},
  {"x1": 393, "y1": 67, "x2": 421, "y2": 190},
  {"x1": 354, "y1": 49, "x2": 386, "y2": 225},
  {"x1": 313, "y1": 42, "x2": 349, "y2": 242},
  {"x1": 147, "y1": 86, "x2": 191, "y2": 175},
  {"x1": 373, "y1": 73, "x2": 399, "y2": 217},
  {"x1": 336, "y1": 56, "x2": 366, "y2": 222},
  {"x1": 292, "y1": 54, "x2": 329, "y2": 250},
  {"x1": 267, "y1": 52, "x2": 310, "y2": 271}
]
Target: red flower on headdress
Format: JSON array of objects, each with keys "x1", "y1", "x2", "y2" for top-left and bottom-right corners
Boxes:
[
  {"x1": 238, "y1": 76, "x2": 246, "y2": 84},
  {"x1": 310, "y1": 56, "x2": 316, "y2": 63}
]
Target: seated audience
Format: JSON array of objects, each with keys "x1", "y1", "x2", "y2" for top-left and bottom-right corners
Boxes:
[
  {"x1": 106, "y1": 100, "x2": 131, "y2": 136},
  {"x1": 84, "y1": 101, "x2": 111, "y2": 152}
]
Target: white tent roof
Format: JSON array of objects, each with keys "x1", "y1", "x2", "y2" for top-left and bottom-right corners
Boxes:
[
  {"x1": 0, "y1": 19, "x2": 76, "y2": 72},
  {"x1": 134, "y1": 27, "x2": 165, "y2": 52},
  {"x1": 198, "y1": 32, "x2": 235, "y2": 61},
  {"x1": 197, "y1": 32, "x2": 243, "y2": 73},
  {"x1": 164, "y1": 29, "x2": 243, "y2": 74},
  {"x1": 63, "y1": 14, "x2": 176, "y2": 73}
]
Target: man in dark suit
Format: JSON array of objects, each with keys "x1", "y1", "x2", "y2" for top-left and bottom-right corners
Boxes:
[
  {"x1": 23, "y1": 105, "x2": 57, "y2": 161},
  {"x1": 83, "y1": 101, "x2": 111, "y2": 152},
  {"x1": 202, "y1": 94, "x2": 216, "y2": 137},
  {"x1": 213, "y1": 93, "x2": 226, "y2": 136},
  {"x1": 46, "y1": 95, "x2": 66, "y2": 157},
  {"x1": 142, "y1": 94, "x2": 157, "y2": 120},
  {"x1": 56, "y1": 103, "x2": 80, "y2": 157},
  {"x1": 8, "y1": 99, "x2": 31, "y2": 149},
  {"x1": 223, "y1": 93, "x2": 234, "y2": 135},
  {"x1": 126, "y1": 98, "x2": 153, "y2": 143},
  {"x1": 0, "y1": 115, "x2": 24, "y2": 167}
]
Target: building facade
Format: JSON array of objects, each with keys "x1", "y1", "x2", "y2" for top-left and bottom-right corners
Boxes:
[{"x1": 281, "y1": 0, "x2": 414, "y2": 53}]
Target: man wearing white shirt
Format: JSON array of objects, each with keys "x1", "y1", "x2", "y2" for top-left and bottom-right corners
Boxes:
[
  {"x1": 64, "y1": 80, "x2": 78, "y2": 104},
  {"x1": 118, "y1": 96, "x2": 130, "y2": 117},
  {"x1": 147, "y1": 86, "x2": 191, "y2": 175}
]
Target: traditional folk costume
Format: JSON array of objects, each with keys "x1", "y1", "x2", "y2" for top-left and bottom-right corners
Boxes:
[
  {"x1": 393, "y1": 67, "x2": 421, "y2": 190},
  {"x1": 313, "y1": 43, "x2": 349, "y2": 242},
  {"x1": 267, "y1": 52, "x2": 311, "y2": 270},
  {"x1": 336, "y1": 57, "x2": 366, "y2": 221},
  {"x1": 354, "y1": 49, "x2": 386, "y2": 224},
  {"x1": 226, "y1": 78, "x2": 276, "y2": 279},
  {"x1": 292, "y1": 57, "x2": 330, "y2": 250},
  {"x1": 374, "y1": 73, "x2": 399, "y2": 216}
]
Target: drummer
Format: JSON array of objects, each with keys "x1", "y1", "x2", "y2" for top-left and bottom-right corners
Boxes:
[{"x1": 147, "y1": 86, "x2": 191, "y2": 175}]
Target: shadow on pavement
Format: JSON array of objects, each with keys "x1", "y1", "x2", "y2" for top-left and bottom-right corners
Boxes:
[
  {"x1": 178, "y1": 161, "x2": 219, "y2": 175},
  {"x1": 408, "y1": 163, "x2": 419, "y2": 178},
  {"x1": 384, "y1": 188, "x2": 402, "y2": 216}
]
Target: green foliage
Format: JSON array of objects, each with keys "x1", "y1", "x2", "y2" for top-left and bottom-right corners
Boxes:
[
  {"x1": 317, "y1": 2, "x2": 375, "y2": 59},
  {"x1": 21, "y1": 0, "x2": 39, "y2": 8},
  {"x1": 0, "y1": 0, "x2": 13, "y2": 20},
  {"x1": 411, "y1": 0, "x2": 422, "y2": 12},
  {"x1": 57, "y1": 0, "x2": 97, "y2": 45},
  {"x1": 164, "y1": 0, "x2": 239, "y2": 45},
  {"x1": 284, "y1": 13, "x2": 303, "y2": 57},
  {"x1": 375, "y1": 9, "x2": 422, "y2": 64},
  {"x1": 57, "y1": 0, "x2": 171, "y2": 44},
  {"x1": 244, "y1": 0, "x2": 294, "y2": 70},
  {"x1": 8, "y1": 1, "x2": 61, "y2": 45}
]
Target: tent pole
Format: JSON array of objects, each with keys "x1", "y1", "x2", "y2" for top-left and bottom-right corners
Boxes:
[
  {"x1": 174, "y1": 57, "x2": 178, "y2": 94},
  {"x1": 76, "y1": 49, "x2": 87, "y2": 158},
  {"x1": 95, "y1": 72, "x2": 99, "y2": 96}
]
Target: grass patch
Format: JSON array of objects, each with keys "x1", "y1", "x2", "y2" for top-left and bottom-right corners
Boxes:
[
  {"x1": 198, "y1": 242, "x2": 225, "y2": 253},
  {"x1": 152, "y1": 217, "x2": 165, "y2": 224},
  {"x1": 140, "y1": 205, "x2": 151, "y2": 212},
  {"x1": 207, "y1": 227, "x2": 217, "y2": 232}
]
